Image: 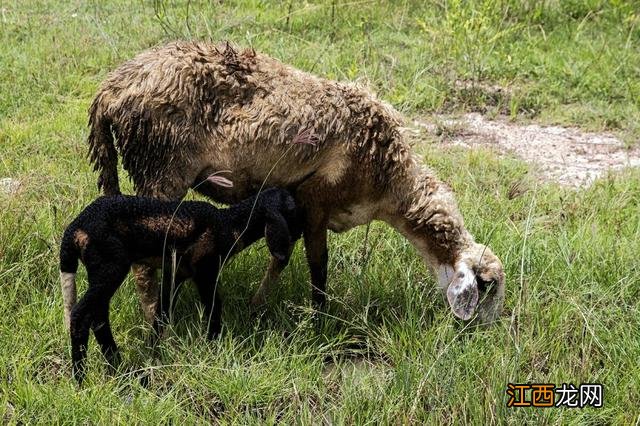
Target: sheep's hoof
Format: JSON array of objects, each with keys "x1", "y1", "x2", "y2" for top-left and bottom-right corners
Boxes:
[
  {"x1": 250, "y1": 292, "x2": 267, "y2": 307},
  {"x1": 142, "y1": 302, "x2": 158, "y2": 325}
]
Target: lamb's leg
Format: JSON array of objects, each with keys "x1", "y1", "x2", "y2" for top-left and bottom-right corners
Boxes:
[
  {"x1": 193, "y1": 266, "x2": 222, "y2": 339},
  {"x1": 152, "y1": 268, "x2": 187, "y2": 343},
  {"x1": 92, "y1": 301, "x2": 121, "y2": 373},
  {"x1": 71, "y1": 260, "x2": 126, "y2": 383},
  {"x1": 70, "y1": 298, "x2": 92, "y2": 384},
  {"x1": 250, "y1": 202, "x2": 327, "y2": 308}
]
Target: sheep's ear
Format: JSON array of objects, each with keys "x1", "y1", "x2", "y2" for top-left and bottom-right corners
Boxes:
[
  {"x1": 445, "y1": 265, "x2": 479, "y2": 321},
  {"x1": 265, "y1": 210, "x2": 291, "y2": 262}
]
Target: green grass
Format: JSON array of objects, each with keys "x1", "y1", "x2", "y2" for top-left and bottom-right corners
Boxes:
[{"x1": 1, "y1": 0, "x2": 639, "y2": 423}]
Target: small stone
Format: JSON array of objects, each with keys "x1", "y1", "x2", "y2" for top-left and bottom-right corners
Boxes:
[
  {"x1": 3, "y1": 402, "x2": 15, "y2": 422},
  {"x1": 0, "y1": 178, "x2": 20, "y2": 195}
]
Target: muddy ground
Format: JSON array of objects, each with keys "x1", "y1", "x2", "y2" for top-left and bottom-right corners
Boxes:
[{"x1": 408, "y1": 113, "x2": 640, "y2": 188}]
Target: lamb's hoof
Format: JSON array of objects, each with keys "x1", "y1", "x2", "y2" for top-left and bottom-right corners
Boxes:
[{"x1": 138, "y1": 367, "x2": 155, "y2": 388}]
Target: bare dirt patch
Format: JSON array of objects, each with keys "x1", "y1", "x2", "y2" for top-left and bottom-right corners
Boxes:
[
  {"x1": 0, "y1": 177, "x2": 21, "y2": 195},
  {"x1": 408, "y1": 113, "x2": 640, "y2": 187}
]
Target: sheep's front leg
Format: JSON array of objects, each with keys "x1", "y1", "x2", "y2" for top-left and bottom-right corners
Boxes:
[
  {"x1": 294, "y1": 179, "x2": 331, "y2": 309},
  {"x1": 304, "y1": 222, "x2": 329, "y2": 308}
]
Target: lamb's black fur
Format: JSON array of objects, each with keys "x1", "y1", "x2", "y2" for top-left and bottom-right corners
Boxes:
[{"x1": 59, "y1": 188, "x2": 301, "y2": 383}]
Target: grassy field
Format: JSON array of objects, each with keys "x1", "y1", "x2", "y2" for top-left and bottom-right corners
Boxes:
[{"x1": 1, "y1": 0, "x2": 639, "y2": 423}]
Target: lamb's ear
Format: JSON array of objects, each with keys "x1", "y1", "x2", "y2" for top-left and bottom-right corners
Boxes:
[
  {"x1": 445, "y1": 264, "x2": 479, "y2": 321},
  {"x1": 265, "y1": 210, "x2": 291, "y2": 262}
]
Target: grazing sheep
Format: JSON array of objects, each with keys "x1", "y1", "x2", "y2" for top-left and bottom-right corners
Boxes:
[
  {"x1": 60, "y1": 188, "x2": 300, "y2": 383},
  {"x1": 87, "y1": 41, "x2": 505, "y2": 325}
]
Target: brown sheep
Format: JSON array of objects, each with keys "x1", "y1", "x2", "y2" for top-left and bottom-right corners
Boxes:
[{"x1": 86, "y1": 41, "x2": 505, "y2": 324}]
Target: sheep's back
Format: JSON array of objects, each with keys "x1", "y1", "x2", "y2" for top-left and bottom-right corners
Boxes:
[{"x1": 92, "y1": 41, "x2": 410, "y2": 196}]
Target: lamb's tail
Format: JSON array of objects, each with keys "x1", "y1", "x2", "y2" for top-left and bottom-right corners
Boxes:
[
  {"x1": 88, "y1": 94, "x2": 121, "y2": 196},
  {"x1": 60, "y1": 228, "x2": 80, "y2": 331}
]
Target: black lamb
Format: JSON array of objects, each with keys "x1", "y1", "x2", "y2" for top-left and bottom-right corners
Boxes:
[{"x1": 59, "y1": 188, "x2": 301, "y2": 383}]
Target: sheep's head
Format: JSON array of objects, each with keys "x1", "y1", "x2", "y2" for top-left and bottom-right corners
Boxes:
[
  {"x1": 440, "y1": 242, "x2": 505, "y2": 324},
  {"x1": 385, "y1": 210, "x2": 505, "y2": 324},
  {"x1": 391, "y1": 166, "x2": 506, "y2": 324}
]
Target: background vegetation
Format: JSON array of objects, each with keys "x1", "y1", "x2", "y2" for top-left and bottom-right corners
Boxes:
[{"x1": 1, "y1": 0, "x2": 639, "y2": 423}]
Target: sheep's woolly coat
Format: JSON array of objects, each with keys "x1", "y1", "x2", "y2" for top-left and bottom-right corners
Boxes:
[
  {"x1": 91, "y1": 42, "x2": 463, "y2": 255},
  {"x1": 88, "y1": 41, "x2": 504, "y2": 323}
]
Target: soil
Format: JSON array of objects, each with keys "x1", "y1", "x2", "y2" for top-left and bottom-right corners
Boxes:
[
  {"x1": 408, "y1": 113, "x2": 640, "y2": 187},
  {"x1": 0, "y1": 177, "x2": 21, "y2": 195}
]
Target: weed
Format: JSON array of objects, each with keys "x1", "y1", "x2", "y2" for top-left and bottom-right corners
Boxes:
[{"x1": 1, "y1": 1, "x2": 639, "y2": 423}]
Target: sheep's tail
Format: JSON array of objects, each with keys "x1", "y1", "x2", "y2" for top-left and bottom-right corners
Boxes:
[
  {"x1": 88, "y1": 95, "x2": 121, "y2": 196},
  {"x1": 60, "y1": 228, "x2": 79, "y2": 331}
]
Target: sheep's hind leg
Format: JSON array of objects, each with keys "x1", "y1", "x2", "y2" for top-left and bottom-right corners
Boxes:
[
  {"x1": 251, "y1": 245, "x2": 295, "y2": 307},
  {"x1": 133, "y1": 265, "x2": 160, "y2": 324},
  {"x1": 133, "y1": 183, "x2": 190, "y2": 324}
]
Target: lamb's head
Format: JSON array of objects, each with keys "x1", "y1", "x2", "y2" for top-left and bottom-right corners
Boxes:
[
  {"x1": 259, "y1": 188, "x2": 302, "y2": 262},
  {"x1": 383, "y1": 165, "x2": 505, "y2": 324}
]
